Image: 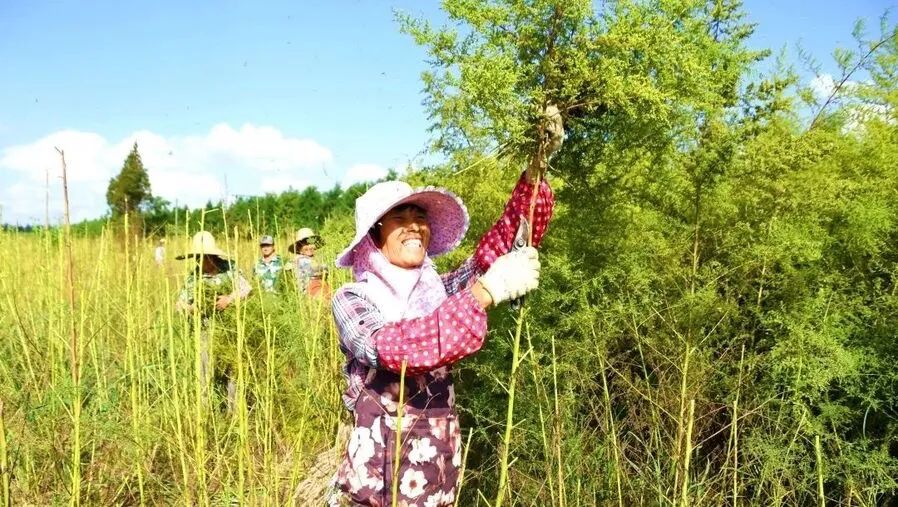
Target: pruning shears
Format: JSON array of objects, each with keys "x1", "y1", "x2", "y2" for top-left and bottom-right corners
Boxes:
[{"x1": 509, "y1": 215, "x2": 530, "y2": 312}]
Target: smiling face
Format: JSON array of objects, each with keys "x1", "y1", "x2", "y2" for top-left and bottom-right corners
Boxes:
[{"x1": 374, "y1": 204, "x2": 431, "y2": 269}]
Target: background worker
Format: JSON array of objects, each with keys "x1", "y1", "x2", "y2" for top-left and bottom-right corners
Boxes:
[
  {"x1": 289, "y1": 227, "x2": 330, "y2": 297},
  {"x1": 154, "y1": 238, "x2": 166, "y2": 267},
  {"x1": 253, "y1": 234, "x2": 284, "y2": 292},
  {"x1": 175, "y1": 231, "x2": 251, "y2": 411}
]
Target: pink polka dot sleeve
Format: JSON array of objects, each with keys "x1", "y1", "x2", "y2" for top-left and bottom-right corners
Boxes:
[
  {"x1": 474, "y1": 172, "x2": 554, "y2": 273},
  {"x1": 375, "y1": 289, "x2": 488, "y2": 376}
]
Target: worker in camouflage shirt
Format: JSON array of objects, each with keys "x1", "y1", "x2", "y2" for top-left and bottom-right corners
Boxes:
[
  {"x1": 175, "y1": 231, "x2": 251, "y2": 315},
  {"x1": 175, "y1": 231, "x2": 251, "y2": 412},
  {"x1": 253, "y1": 234, "x2": 284, "y2": 292}
]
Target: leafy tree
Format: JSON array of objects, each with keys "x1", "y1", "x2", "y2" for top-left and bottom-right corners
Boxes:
[
  {"x1": 106, "y1": 142, "x2": 152, "y2": 217},
  {"x1": 402, "y1": 0, "x2": 898, "y2": 504}
]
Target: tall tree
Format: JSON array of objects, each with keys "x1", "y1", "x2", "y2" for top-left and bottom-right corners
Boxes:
[
  {"x1": 400, "y1": 0, "x2": 898, "y2": 504},
  {"x1": 106, "y1": 142, "x2": 152, "y2": 217}
]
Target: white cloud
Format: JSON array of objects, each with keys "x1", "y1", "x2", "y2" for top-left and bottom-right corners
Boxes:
[
  {"x1": 810, "y1": 74, "x2": 837, "y2": 99},
  {"x1": 1, "y1": 130, "x2": 115, "y2": 183},
  {"x1": 0, "y1": 123, "x2": 340, "y2": 224},
  {"x1": 809, "y1": 73, "x2": 858, "y2": 101},
  {"x1": 807, "y1": 74, "x2": 894, "y2": 132},
  {"x1": 342, "y1": 163, "x2": 388, "y2": 188}
]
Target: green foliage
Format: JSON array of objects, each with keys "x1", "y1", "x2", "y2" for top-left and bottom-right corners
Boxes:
[
  {"x1": 93, "y1": 180, "x2": 373, "y2": 240},
  {"x1": 106, "y1": 142, "x2": 152, "y2": 217},
  {"x1": 402, "y1": 0, "x2": 898, "y2": 504}
]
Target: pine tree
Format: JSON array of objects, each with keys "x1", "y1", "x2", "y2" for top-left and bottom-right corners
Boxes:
[{"x1": 106, "y1": 142, "x2": 152, "y2": 217}]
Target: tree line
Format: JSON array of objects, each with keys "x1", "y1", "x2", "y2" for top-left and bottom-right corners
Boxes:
[{"x1": 62, "y1": 141, "x2": 392, "y2": 238}]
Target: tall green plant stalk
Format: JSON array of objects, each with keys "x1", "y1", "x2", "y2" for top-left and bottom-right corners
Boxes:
[
  {"x1": 232, "y1": 226, "x2": 250, "y2": 505},
  {"x1": 680, "y1": 399, "x2": 696, "y2": 507},
  {"x1": 525, "y1": 328, "x2": 561, "y2": 506},
  {"x1": 123, "y1": 210, "x2": 146, "y2": 503},
  {"x1": 163, "y1": 276, "x2": 191, "y2": 506},
  {"x1": 598, "y1": 352, "x2": 624, "y2": 507},
  {"x1": 674, "y1": 344, "x2": 693, "y2": 498},
  {"x1": 57, "y1": 148, "x2": 81, "y2": 506},
  {"x1": 262, "y1": 309, "x2": 277, "y2": 503},
  {"x1": 815, "y1": 435, "x2": 825, "y2": 507},
  {"x1": 495, "y1": 309, "x2": 527, "y2": 507},
  {"x1": 497, "y1": 164, "x2": 547, "y2": 506},
  {"x1": 189, "y1": 211, "x2": 209, "y2": 506},
  {"x1": 0, "y1": 401, "x2": 9, "y2": 507},
  {"x1": 391, "y1": 361, "x2": 408, "y2": 507},
  {"x1": 728, "y1": 346, "x2": 745, "y2": 507},
  {"x1": 456, "y1": 429, "x2": 474, "y2": 503},
  {"x1": 551, "y1": 336, "x2": 566, "y2": 507}
]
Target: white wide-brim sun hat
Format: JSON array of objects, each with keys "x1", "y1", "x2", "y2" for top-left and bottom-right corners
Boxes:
[
  {"x1": 335, "y1": 181, "x2": 469, "y2": 268},
  {"x1": 175, "y1": 231, "x2": 230, "y2": 260}
]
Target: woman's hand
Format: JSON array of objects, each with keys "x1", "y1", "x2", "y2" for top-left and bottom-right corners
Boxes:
[
  {"x1": 477, "y1": 247, "x2": 541, "y2": 306},
  {"x1": 471, "y1": 280, "x2": 494, "y2": 309},
  {"x1": 215, "y1": 294, "x2": 233, "y2": 310}
]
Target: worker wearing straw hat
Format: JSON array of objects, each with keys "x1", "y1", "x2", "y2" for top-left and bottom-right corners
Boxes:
[
  {"x1": 253, "y1": 234, "x2": 285, "y2": 293},
  {"x1": 289, "y1": 227, "x2": 329, "y2": 297},
  {"x1": 175, "y1": 231, "x2": 251, "y2": 313},
  {"x1": 328, "y1": 171, "x2": 554, "y2": 506},
  {"x1": 175, "y1": 231, "x2": 251, "y2": 411}
]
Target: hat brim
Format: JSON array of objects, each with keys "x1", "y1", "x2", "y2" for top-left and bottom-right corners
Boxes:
[
  {"x1": 175, "y1": 250, "x2": 230, "y2": 260},
  {"x1": 288, "y1": 235, "x2": 322, "y2": 253},
  {"x1": 335, "y1": 187, "x2": 469, "y2": 268}
]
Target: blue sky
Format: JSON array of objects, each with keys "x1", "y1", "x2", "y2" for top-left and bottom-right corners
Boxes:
[{"x1": 1, "y1": 0, "x2": 894, "y2": 224}]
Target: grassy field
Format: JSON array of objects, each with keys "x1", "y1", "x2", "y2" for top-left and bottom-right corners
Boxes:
[
  {"x1": 0, "y1": 227, "x2": 349, "y2": 505},
  {"x1": 2, "y1": 192, "x2": 897, "y2": 506}
]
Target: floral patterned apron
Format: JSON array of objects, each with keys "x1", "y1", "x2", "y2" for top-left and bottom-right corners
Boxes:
[{"x1": 329, "y1": 366, "x2": 462, "y2": 507}]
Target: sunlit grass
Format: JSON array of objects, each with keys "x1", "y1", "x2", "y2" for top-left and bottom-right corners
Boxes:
[{"x1": 0, "y1": 226, "x2": 344, "y2": 504}]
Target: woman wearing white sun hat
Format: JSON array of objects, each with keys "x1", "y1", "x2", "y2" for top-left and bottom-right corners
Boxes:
[
  {"x1": 175, "y1": 231, "x2": 251, "y2": 411},
  {"x1": 328, "y1": 172, "x2": 554, "y2": 506}
]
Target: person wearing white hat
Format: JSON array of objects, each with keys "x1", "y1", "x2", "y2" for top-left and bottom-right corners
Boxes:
[
  {"x1": 175, "y1": 231, "x2": 251, "y2": 412},
  {"x1": 329, "y1": 171, "x2": 554, "y2": 505},
  {"x1": 289, "y1": 227, "x2": 329, "y2": 297},
  {"x1": 175, "y1": 231, "x2": 251, "y2": 313},
  {"x1": 253, "y1": 234, "x2": 284, "y2": 293}
]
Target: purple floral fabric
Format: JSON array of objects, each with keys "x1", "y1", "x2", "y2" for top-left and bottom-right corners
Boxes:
[{"x1": 328, "y1": 367, "x2": 462, "y2": 507}]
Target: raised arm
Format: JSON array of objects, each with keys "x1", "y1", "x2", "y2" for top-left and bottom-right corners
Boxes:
[
  {"x1": 441, "y1": 171, "x2": 555, "y2": 294},
  {"x1": 474, "y1": 171, "x2": 554, "y2": 273}
]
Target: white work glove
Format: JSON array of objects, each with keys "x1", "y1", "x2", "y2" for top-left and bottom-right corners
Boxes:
[{"x1": 478, "y1": 246, "x2": 541, "y2": 306}]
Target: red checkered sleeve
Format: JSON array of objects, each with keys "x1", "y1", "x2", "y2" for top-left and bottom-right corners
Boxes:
[
  {"x1": 474, "y1": 172, "x2": 554, "y2": 273},
  {"x1": 440, "y1": 256, "x2": 480, "y2": 295},
  {"x1": 374, "y1": 289, "x2": 488, "y2": 376}
]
